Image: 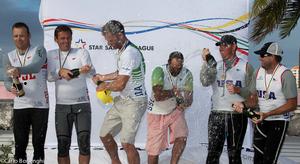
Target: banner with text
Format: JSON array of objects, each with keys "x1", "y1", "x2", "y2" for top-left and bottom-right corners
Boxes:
[{"x1": 40, "y1": 0, "x2": 250, "y2": 148}]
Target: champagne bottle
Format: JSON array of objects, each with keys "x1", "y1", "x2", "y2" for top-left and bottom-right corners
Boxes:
[
  {"x1": 205, "y1": 53, "x2": 217, "y2": 67},
  {"x1": 96, "y1": 80, "x2": 104, "y2": 86},
  {"x1": 12, "y1": 77, "x2": 25, "y2": 97},
  {"x1": 232, "y1": 103, "x2": 260, "y2": 119},
  {"x1": 243, "y1": 108, "x2": 260, "y2": 119},
  {"x1": 69, "y1": 68, "x2": 80, "y2": 78},
  {"x1": 176, "y1": 97, "x2": 184, "y2": 105},
  {"x1": 175, "y1": 90, "x2": 184, "y2": 105}
]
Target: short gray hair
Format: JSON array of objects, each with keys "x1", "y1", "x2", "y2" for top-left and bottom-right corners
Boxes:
[{"x1": 101, "y1": 20, "x2": 125, "y2": 35}]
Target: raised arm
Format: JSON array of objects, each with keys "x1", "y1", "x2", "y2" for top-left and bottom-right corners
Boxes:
[
  {"x1": 2, "y1": 53, "x2": 13, "y2": 91},
  {"x1": 200, "y1": 48, "x2": 217, "y2": 87},
  {"x1": 17, "y1": 46, "x2": 47, "y2": 74}
]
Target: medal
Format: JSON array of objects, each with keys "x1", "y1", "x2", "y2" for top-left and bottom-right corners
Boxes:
[
  {"x1": 221, "y1": 73, "x2": 225, "y2": 80},
  {"x1": 264, "y1": 64, "x2": 280, "y2": 101},
  {"x1": 264, "y1": 92, "x2": 269, "y2": 100}
]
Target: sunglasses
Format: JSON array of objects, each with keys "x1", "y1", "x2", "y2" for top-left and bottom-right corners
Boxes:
[{"x1": 259, "y1": 54, "x2": 272, "y2": 58}]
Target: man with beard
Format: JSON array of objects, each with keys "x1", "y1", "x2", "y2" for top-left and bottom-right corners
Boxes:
[
  {"x1": 233, "y1": 42, "x2": 297, "y2": 164},
  {"x1": 93, "y1": 20, "x2": 147, "y2": 164},
  {"x1": 146, "y1": 51, "x2": 193, "y2": 164}
]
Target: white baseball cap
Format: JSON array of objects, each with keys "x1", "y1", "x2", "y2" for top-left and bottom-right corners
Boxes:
[{"x1": 254, "y1": 42, "x2": 283, "y2": 56}]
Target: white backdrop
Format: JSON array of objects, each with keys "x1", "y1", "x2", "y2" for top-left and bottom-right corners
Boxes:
[{"x1": 39, "y1": 0, "x2": 251, "y2": 148}]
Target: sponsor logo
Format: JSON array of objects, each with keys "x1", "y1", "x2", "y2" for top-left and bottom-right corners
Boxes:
[
  {"x1": 75, "y1": 38, "x2": 87, "y2": 49},
  {"x1": 75, "y1": 38, "x2": 154, "y2": 51}
]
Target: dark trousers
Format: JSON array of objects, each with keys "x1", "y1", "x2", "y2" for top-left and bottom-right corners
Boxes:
[
  {"x1": 206, "y1": 111, "x2": 248, "y2": 164},
  {"x1": 13, "y1": 108, "x2": 49, "y2": 164},
  {"x1": 55, "y1": 103, "x2": 91, "y2": 157},
  {"x1": 253, "y1": 120, "x2": 288, "y2": 164}
]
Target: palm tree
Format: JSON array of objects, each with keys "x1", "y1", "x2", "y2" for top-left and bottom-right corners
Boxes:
[{"x1": 251, "y1": 0, "x2": 300, "y2": 43}]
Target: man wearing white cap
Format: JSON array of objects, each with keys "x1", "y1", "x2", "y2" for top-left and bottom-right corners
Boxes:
[{"x1": 233, "y1": 42, "x2": 297, "y2": 164}]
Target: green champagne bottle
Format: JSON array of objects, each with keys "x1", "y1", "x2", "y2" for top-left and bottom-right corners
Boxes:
[
  {"x1": 12, "y1": 77, "x2": 25, "y2": 97},
  {"x1": 243, "y1": 108, "x2": 260, "y2": 119},
  {"x1": 69, "y1": 68, "x2": 80, "y2": 78}
]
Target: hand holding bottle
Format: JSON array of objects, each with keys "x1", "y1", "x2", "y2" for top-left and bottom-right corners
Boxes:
[
  {"x1": 59, "y1": 68, "x2": 72, "y2": 80},
  {"x1": 232, "y1": 102, "x2": 260, "y2": 120},
  {"x1": 7, "y1": 65, "x2": 25, "y2": 97},
  {"x1": 7, "y1": 66, "x2": 20, "y2": 78},
  {"x1": 202, "y1": 48, "x2": 216, "y2": 67},
  {"x1": 172, "y1": 87, "x2": 184, "y2": 106}
]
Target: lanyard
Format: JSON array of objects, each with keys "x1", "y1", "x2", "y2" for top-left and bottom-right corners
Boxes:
[
  {"x1": 166, "y1": 65, "x2": 178, "y2": 88},
  {"x1": 220, "y1": 56, "x2": 238, "y2": 96},
  {"x1": 16, "y1": 46, "x2": 30, "y2": 66},
  {"x1": 117, "y1": 40, "x2": 129, "y2": 70},
  {"x1": 264, "y1": 64, "x2": 280, "y2": 99},
  {"x1": 59, "y1": 49, "x2": 71, "y2": 69}
]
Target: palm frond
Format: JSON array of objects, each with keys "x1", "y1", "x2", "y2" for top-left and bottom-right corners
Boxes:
[
  {"x1": 279, "y1": 1, "x2": 300, "y2": 38},
  {"x1": 251, "y1": 0, "x2": 287, "y2": 43},
  {"x1": 251, "y1": 0, "x2": 269, "y2": 17}
]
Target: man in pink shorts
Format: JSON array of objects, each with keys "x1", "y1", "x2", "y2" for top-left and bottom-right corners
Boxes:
[{"x1": 146, "y1": 51, "x2": 193, "y2": 164}]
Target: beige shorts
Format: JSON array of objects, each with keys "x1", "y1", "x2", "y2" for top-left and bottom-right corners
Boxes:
[
  {"x1": 146, "y1": 109, "x2": 188, "y2": 155},
  {"x1": 100, "y1": 96, "x2": 147, "y2": 144}
]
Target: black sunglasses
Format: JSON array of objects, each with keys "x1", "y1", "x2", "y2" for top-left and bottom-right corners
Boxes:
[{"x1": 259, "y1": 53, "x2": 272, "y2": 58}]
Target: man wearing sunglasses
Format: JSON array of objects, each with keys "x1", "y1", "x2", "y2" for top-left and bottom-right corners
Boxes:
[
  {"x1": 200, "y1": 35, "x2": 254, "y2": 164},
  {"x1": 233, "y1": 42, "x2": 297, "y2": 164}
]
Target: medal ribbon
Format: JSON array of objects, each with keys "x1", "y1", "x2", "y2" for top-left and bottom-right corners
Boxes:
[{"x1": 264, "y1": 64, "x2": 280, "y2": 99}]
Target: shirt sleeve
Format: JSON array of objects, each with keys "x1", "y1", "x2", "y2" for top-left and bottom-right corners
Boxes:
[
  {"x1": 151, "y1": 67, "x2": 164, "y2": 87},
  {"x1": 281, "y1": 70, "x2": 297, "y2": 99},
  {"x1": 184, "y1": 71, "x2": 193, "y2": 92},
  {"x1": 249, "y1": 69, "x2": 258, "y2": 94},
  {"x1": 200, "y1": 61, "x2": 217, "y2": 87},
  {"x1": 80, "y1": 49, "x2": 96, "y2": 78},
  {"x1": 18, "y1": 46, "x2": 47, "y2": 74},
  {"x1": 2, "y1": 53, "x2": 13, "y2": 91},
  {"x1": 118, "y1": 52, "x2": 137, "y2": 76},
  {"x1": 47, "y1": 50, "x2": 60, "y2": 82},
  {"x1": 240, "y1": 63, "x2": 255, "y2": 98}
]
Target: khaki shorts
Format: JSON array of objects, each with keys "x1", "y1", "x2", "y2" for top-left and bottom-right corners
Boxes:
[
  {"x1": 146, "y1": 109, "x2": 188, "y2": 155},
  {"x1": 100, "y1": 96, "x2": 147, "y2": 144}
]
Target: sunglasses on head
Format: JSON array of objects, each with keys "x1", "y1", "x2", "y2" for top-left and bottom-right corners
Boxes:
[{"x1": 259, "y1": 53, "x2": 272, "y2": 58}]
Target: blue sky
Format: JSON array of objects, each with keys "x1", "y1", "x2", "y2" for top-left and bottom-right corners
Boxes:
[
  {"x1": 0, "y1": 0, "x2": 42, "y2": 53},
  {"x1": 249, "y1": 20, "x2": 300, "y2": 68},
  {"x1": 0, "y1": 0, "x2": 299, "y2": 80}
]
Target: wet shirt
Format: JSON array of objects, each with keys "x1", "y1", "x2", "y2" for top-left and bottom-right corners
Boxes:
[
  {"x1": 148, "y1": 64, "x2": 193, "y2": 115},
  {"x1": 251, "y1": 66, "x2": 297, "y2": 121},
  {"x1": 200, "y1": 57, "x2": 253, "y2": 112},
  {"x1": 47, "y1": 48, "x2": 95, "y2": 105},
  {"x1": 117, "y1": 42, "x2": 147, "y2": 99},
  {"x1": 5, "y1": 46, "x2": 48, "y2": 109}
]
